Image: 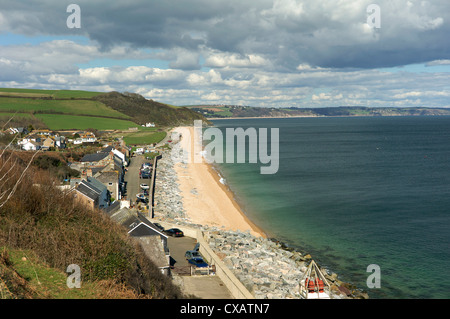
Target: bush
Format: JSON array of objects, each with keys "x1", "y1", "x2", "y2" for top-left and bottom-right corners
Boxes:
[{"x1": 0, "y1": 153, "x2": 183, "y2": 298}]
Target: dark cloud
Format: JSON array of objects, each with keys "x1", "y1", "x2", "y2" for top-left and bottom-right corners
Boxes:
[
  {"x1": 1, "y1": 0, "x2": 449, "y2": 70},
  {"x1": 1, "y1": 0, "x2": 450, "y2": 108}
]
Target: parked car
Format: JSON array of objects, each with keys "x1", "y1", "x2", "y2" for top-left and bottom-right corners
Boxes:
[
  {"x1": 153, "y1": 223, "x2": 164, "y2": 231},
  {"x1": 188, "y1": 257, "x2": 208, "y2": 268},
  {"x1": 185, "y1": 243, "x2": 200, "y2": 259},
  {"x1": 185, "y1": 250, "x2": 201, "y2": 260},
  {"x1": 164, "y1": 228, "x2": 184, "y2": 237}
]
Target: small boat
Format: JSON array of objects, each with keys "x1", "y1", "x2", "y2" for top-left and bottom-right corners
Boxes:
[
  {"x1": 140, "y1": 183, "x2": 150, "y2": 190},
  {"x1": 299, "y1": 260, "x2": 331, "y2": 299},
  {"x1": 136, "y1": 193, "x2": 146, "y2": 200}
]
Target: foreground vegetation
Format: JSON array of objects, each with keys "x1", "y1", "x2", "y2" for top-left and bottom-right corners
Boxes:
[{"x1": 0, "y1": 152, "x2": 184, "y2": 299}]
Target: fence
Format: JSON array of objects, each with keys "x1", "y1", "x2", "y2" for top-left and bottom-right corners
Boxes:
[{"x1": 173, "y1": 265, "x2": 217, "y2": 276}]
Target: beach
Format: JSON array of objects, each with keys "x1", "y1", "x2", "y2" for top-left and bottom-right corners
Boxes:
[
  {"x1": 151, "y1": 125, "x2": 363, "y2": 299},
  {"x1": 171, "y1": 126, "x2": 265, "y2": 238}
]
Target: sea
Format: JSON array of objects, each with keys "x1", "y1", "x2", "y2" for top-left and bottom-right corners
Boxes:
[{"x1": 210, "y1": 116, "x2": 450, "y2": 299}]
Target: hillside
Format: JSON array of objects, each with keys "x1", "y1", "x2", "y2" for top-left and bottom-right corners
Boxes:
[
  {"x1": 93, "y1": 91, "x2": 210, "y2": 127},
  {"x1": 188, "y1": 105, "x2": 450, "y2": 118},
  {"x1": 0, "y1": 151, "x2": 184, "y2": 299},
  {"x1": 0, "y1": 88, "x2": 209, "y2": 130}
]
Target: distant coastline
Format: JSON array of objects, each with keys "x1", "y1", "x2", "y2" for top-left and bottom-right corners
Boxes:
[
  {"x1": 186, "y1": 105, "x2": 450, "y2": 120},
  {"x1": 209, "y1": 114, "x2": 450, "y2": 120}
]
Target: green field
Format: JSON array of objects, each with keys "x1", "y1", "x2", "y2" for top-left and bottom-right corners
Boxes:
[
  {"x1": 0, "y1": 88, "x2": 102, "y2": 99},
  {"x1": 0, "y1": 98, "x2": 129, "y2": 119},
  {"x1": 35, "y1": 114, "x2": 139, "y2": 130},
  {"x1": 122, "y1": 130, "x2": 167, "y2": 145}
]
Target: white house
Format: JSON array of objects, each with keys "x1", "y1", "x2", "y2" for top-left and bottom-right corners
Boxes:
[
  {"x1": 112, "y1": 149, "x2": 127, "y2": 166},
  {"x1": 22, "y1": 141, "x2": 41, "y2": 151}
]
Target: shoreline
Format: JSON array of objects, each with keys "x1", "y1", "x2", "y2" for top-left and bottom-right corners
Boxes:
[
  {"x1": 205, "y1": 162, "x2": 268, "y2": 238},
  {"x1": 154, "y1": 126, "x2": 366, "y2": 299},
  {"x1": 171, "y1": 126, "x2": 266, "y2": 238}
]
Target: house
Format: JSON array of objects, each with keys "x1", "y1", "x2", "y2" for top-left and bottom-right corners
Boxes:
[
  {"x1": 20, "y1": 134, "x2": 42, "y2": 144},
  {"x1": 7, "y1": 127, "x2": 28, "y2": 135},
  {"x1": 33, "y1": 129, "x2": 52, "y2": 136},
  {"x1": 55, "y1": 136, "x2": 66, "y2": 149},
  {"x1": 72, "y1": 131, "x2": 97, "y2": 144},
  {"x1": 74, "y1": 180, "x2": 100, "y2": 210},
  {"x1": 112, "y1": 149, "x2": 128, "y2": 167},
  {"x1": 22, "y1": 140, "x2": 41, "y2": 151},
  {"x1": 86, "y1": 176, "x2": 110, "y2": 209},
  {"x1": 100, "y1": 144, "x2": 128, "y2": 168},
  {"x1": 109, "y1": 207, "x2": 170, "y2": 275},
  {"x1": 94, "y1": 170, "x2": 120, "y2": 201},
  {"x1": 74, "y1": 177, "x2": 110, "y2": 210},
  {"x1": 41, "y1": 137, "x2": 55, "y2": 150},
  {"x1": 80, "y1": 152, "x2": 112, "y2": 167}
]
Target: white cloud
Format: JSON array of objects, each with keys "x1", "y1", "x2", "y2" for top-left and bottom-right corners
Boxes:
[
  {"x1": 204, "y1": 51, "x2": 269, "y2": 68},
  {"x1": 312, "y1": 93, "x2": 343, "y2": 101},
  {"x1": 425, "y1": 59, "x2": 450, "y2": 67}
]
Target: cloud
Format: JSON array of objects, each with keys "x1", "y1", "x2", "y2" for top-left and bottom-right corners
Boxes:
[
  {"x1": 1, "y1": 0, "x2": 449, "y2": 70},
  {"x1": 425, "y1": 59, "x2": 450, "y2": 67},
  {"x1": 1, "y1": 0, "x2": 450, "y2": 108}
]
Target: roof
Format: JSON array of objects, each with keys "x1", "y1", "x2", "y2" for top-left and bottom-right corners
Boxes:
[
  {"x1": 100, "y1": 145, "x2": 114, "y2": 153},
  {"x1": 109, "y1": 208, "x2": 167, "y2": 239},
  {"x1": 104, "y1": 201, "x2": 120, "y2": 215},
  {"x1": 89, "y1": 166, "x2": 107, "y2": 176},
  {"x1": 109, "y1": 207, "x2": 141, "y2": 228},
  {"x1": 76, "y1": 181, "x2": 101, "y2": 201},
  {"x1": 94, "y1": 171, "x2": 119, "y2": 182},
  {"x1": 80, "y1": 152, "x2": 109, "y2": 163},
  {"x1": 86, "y1": 176, "x2": 107, "y2": 193}
]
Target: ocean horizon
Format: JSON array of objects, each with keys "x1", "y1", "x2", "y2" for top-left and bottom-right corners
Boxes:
[{"x1": 210, "y1": 116, "x2": 450, "y2": 299}]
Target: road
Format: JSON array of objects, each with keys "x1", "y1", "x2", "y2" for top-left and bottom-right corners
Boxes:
[{"x1": 124, "y1": 155, "x2": 148, "y2": 207}]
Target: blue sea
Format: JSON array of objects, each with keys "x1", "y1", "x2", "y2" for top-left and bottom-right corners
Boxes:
[{"x1": 211, "y1": 116, "x2": 450, "y2": 299}]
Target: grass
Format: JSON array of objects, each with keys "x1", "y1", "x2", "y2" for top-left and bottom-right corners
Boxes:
[
  {"x1": 0, "y1": 247, "x2": 103, "y2": 298},
  {"x1": 122, "y1": 130, "x2": 167, "y2": 145},
  {"x1": 0, "y1": 88, "x2": 102, "y2": 99},
  {"x1": 35, "y1": 114, "x2": 140, "y2": 130},
  {"x1": 0, "y1": 98, "x2": 129, "y2": 119}
]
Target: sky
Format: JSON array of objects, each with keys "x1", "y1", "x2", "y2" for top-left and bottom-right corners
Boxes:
[{"x1": 0, "y1": 0, "x2": 450, "y2": 108}]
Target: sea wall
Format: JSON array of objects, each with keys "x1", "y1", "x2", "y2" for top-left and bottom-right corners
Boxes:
[{"x1": 153, "y1": 145, "x2": 368, "y2": 299}]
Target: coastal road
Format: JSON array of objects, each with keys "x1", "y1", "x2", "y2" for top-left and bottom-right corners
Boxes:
[{"x1": 124, "y1": 155, "x2": 146, "y2": 206}]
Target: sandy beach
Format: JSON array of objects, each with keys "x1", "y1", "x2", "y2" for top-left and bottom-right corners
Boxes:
[{"x1": 172, "y1": 126, "x2": 266, "y2": 238}]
